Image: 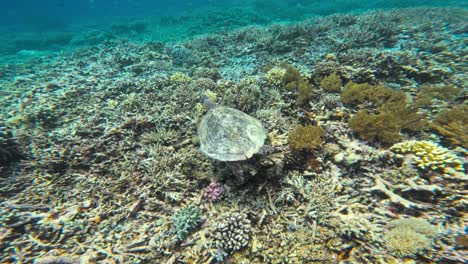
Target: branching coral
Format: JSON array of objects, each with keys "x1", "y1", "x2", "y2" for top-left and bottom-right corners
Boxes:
[
  {"x1": 170, "y1": 206, "x2": 203, "y2": 241},
  {"x1": 390, "y1": 140, "x2": 464, "y2": 173},
  {"x1": 170, "y1": 72, "x2": 192, "y2": 83},
  {"x1": 264, "y1": 67, "x2": 286, "y2": 87}
]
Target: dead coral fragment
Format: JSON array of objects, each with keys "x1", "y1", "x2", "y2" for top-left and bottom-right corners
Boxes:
[
  {"x1": 390, "y1": 140, "x2": 464, "y2": 173},
  {"x1": 384, "y1": 218, "x2": 438, "y2": 257},
  {"x1": 288, "y1": 124, "x2": 324, "y2": 152},
  {"x1": 320, "y1": 73, "x2": 342, "y2": 92},
  {"x1": 349, "y1": 110, "x2": 401, "y2": 144}
]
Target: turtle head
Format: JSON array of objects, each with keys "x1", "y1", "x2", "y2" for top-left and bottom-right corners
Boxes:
[{"x1": 200, "y1": 94, "x2": 217, "y2": 110}]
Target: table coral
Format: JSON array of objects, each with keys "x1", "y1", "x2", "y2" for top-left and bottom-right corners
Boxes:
[{"x1": 390, "y1": 140, "x2": 464, "y2": 173}]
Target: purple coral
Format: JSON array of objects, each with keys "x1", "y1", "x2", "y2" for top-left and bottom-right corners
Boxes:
[{"x1": 203, "y1": 182, "x2": 224, "y2": 201}]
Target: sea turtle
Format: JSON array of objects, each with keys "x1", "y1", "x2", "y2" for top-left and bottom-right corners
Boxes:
[{"x1": 197, "y1": 99, "x2": 267, "y2": 162}]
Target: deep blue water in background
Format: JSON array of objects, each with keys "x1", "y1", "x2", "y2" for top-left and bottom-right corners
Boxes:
[
  {"x1": 0, "y1": 0, "x2": 466, "y2": 57},
  {"x1": 2, "y1": 0, "x2": 466, "y2": 31}
]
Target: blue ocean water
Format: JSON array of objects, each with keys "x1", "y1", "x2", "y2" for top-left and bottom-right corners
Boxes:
[{"x1": 0, "y1": 0, "x2": 467, "y2": 57}]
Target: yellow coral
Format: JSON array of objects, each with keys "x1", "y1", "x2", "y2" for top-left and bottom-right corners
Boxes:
[
  {"x1": 170, "y1": 72, "x2": 192, "y2": 83},
  {"x1": 390, "y1": 140, "x2": 464, "y2": 173},
  {"x1": 264, "y1": 67, "x2": 286, "y2": 87}
]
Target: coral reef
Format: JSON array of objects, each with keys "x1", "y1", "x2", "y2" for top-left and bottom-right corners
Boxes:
[
  {"x1": 288, "y1": 124, "x2": 325, "y2": 152},
  {"x1": 0, "y1": 128, "x2": 25, "y2": 168},
  {"x1": 264, "y1": 67, "x2": 286, "y2": 87},
  {"x1": 212, "y1": 212, "x2": 251, "y2": 252},
  {"x1": 170, "y1": 206, "x2": 203, "y2": 241},
  {"x1": 169, "y1": 72, "x2": 192, "y2": 83},
  {"x1": 319, "y1": 73, "x2": 342, "y2": 92},
  {"x1": 430, "y1": 105, "x2": 468, "y2": 148},
  {"x1": 0, "y1": 6, "x2": 466, "y2": 264},
  {"x1": 348, "y1": 110, "x2": 401, "y2": 144},
  {"x1": 384, "y1": 218, "x2": 439, "y2": 257},
  {"x1": 203, "y1": 182, "x2": 224, "y2": 201},
  {"x1": 390, "y1": 140, "x2": 464, "y2": 173}
]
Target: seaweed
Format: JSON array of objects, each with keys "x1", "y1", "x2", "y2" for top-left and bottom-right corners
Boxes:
[
  {"x1": 414, "y1": 84, "x2": 462, "y2": 109},
  {"x1": 348, "y1": 110, "x2": 401, "y2": 144},
  {"x1": 288, "y1": 124, "x2": 325, "y2": 152},
  {"x1": 430, "y1": 105, "x2": 468, "y2": 148},
  {"x1": 343, "y1": 81, "x2": 426, "y2": 143},
  {"x1": 341, "y1": 81, "x2": 394, "y2": 106},
  {"x1": 281, "y1": 64, "x2": 315, "y2": 105},
  {"x1": 319, "y1": 73, "x2": 342, "y2": 92}
]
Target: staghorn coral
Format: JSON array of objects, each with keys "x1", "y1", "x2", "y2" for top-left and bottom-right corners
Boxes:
[
  {"x1": 390, "y1": 140, "x2": 464, "y2": 173},
  {"x1": 212, "y1": 212, "x2": 251, "y2": 252},
  {"x1": 170, "y1": 206, "x2": 203, "y2": 241},
  {"x1": 288, "y1": 124, "x2": 325, "y2": 152},
  {"x1": 384, "y1": 218, "x2": 439, "y2": 257}
]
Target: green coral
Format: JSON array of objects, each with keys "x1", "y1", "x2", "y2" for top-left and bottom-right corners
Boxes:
[
  {"x1": 170, "y1": 206, "x2": 202, "y2": 241},
  {"x1": 319, "y1": 73, "x2": 342, "y2": 92},
  {"x1": 384, "y1": 218, "x2": 438, "y2": 257},
  {"x1": 288, "y1": 124, "x2": 324, "y2": 152}
]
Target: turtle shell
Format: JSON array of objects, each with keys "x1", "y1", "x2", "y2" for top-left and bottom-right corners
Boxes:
[{"x1": 198, "y1": 107, "x2": 267, "y2": 161}]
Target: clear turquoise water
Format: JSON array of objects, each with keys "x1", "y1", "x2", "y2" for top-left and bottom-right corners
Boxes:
[{"x1": 1, "y1": 0, "x2": 467, "y2": 57}]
